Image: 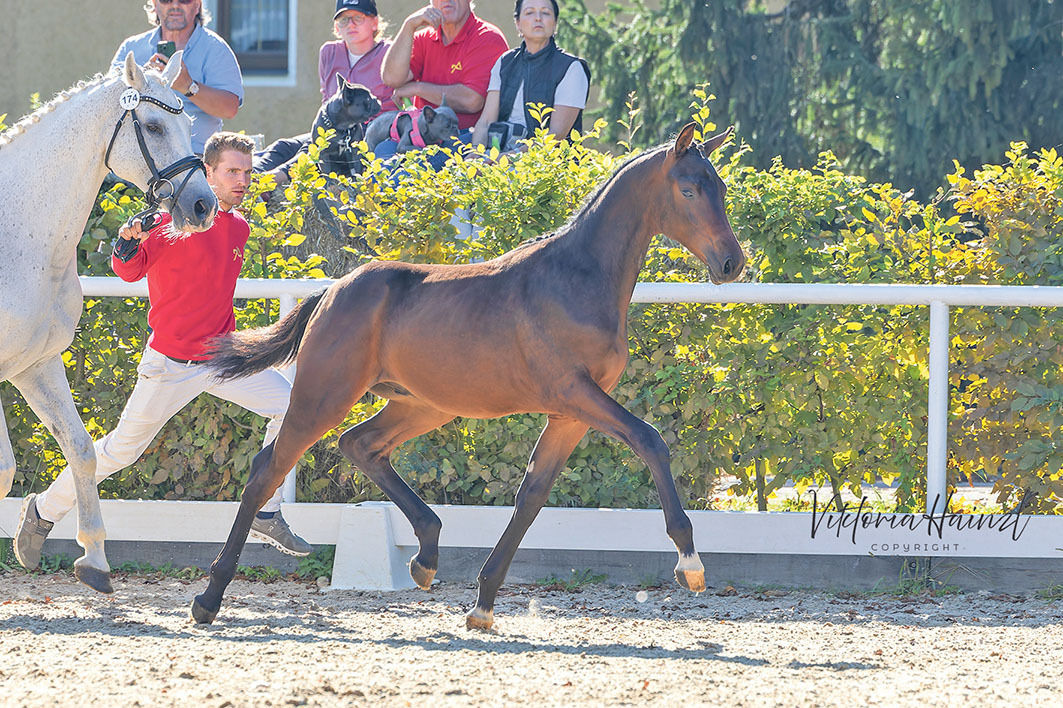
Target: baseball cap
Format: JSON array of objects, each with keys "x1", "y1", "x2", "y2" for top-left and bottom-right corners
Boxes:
[{"x1": 334, "y1": 0, "x2": 378, "y2": 19}]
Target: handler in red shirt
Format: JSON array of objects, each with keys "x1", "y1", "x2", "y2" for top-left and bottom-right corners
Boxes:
[
  {"x1": 116, "y1": 197, "x2": 248, "y2": 363},
  {"x1": 382, "y1": 0, "x2": 509, "y2": 131},
  {"x1": 13, "y1": 133, "x2": 311, "y2": 572}
]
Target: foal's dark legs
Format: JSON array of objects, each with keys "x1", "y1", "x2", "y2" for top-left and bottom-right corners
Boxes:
[
  {"x1": 467, "y1": 416, "x2": 588, "y2": 630},
  {"x1": 466, "y1": 377, "x2": 703, "y2": 631},
  {"x1": 560, "y1": 378, "x2": 704, "y2": 592},
  {"x1": 338, "y1": 400, "x2": 455, "y2": 589},
  {"x1": 192, "y1": 374, "x2": 370, "y2": 623},
  {"x1": 191, "y1": 440, "x2": 285, "y2": 624}
]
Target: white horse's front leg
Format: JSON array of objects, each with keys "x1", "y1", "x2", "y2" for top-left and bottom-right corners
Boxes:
[
  {"x1": 0, "y1": 394, "x2": 15, "y2": 497},
  {"x1": 11, "y1": 357, "x2": 111, "y2": 592}
]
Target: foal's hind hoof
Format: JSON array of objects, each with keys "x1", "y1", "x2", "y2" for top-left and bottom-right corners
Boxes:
[
  {"x1": 465, "y1": 607, "x2": 494, "y2": 631},
  {"x1": 409, "y1": 557, "x2": 436, "y2": 590},
  {"x1": 73, "y1": 565, "x2": 113, "y2": 594},
  {"x1": 190, "y1": 595, "x2": 219, "y2": 625},
  {"x1": 674, "y1": 554, "x2": 706, "y2": 593}
]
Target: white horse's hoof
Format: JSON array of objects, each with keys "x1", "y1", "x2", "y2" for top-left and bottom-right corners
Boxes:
[{"x1": 73, "y1": 562, "x2": 113, "y2": 594}]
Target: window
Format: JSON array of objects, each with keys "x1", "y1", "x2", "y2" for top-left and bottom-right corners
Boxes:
[{"x1": 204, "y1": 0, "x2": 297, "y2": 83}]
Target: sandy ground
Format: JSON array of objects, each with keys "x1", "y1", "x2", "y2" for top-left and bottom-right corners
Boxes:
[{"x1": 1, "y1": 571, "x2": 1062, "y2": 706}]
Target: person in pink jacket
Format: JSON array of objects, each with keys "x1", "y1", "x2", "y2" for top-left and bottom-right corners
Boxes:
[
  {"x1": 253, "y1": 0, "x2": 395, "y2": 175},
  {"x1": 319, "y1": 0, "x2": 396, "y2": 112}
]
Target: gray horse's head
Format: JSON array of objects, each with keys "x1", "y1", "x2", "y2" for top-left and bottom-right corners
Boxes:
[{"x1": 108, "y1": 52, "x2": 217, "y2": 232}]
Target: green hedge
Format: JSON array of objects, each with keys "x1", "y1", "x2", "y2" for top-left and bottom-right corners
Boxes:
[{"x1": 4, "y1": 104, "x2": 1063, "y2": 512}]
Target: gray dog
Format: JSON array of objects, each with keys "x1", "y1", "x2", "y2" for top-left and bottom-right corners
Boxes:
[{"x1": 363, "y1": 104, "x2": 459, "y2": 154}]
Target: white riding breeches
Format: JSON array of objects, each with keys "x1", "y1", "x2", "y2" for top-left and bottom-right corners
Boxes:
[{"x1": 35, "y1": 345, "x2": 293, "y2": 523}]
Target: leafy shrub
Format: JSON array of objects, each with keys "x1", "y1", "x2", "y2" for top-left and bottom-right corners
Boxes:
[{"x1": 947, "y1": 144, "x2": 1063, "y2": 512}]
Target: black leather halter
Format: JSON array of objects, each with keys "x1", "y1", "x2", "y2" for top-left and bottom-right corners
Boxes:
[{"x1": 104, "y1": 87, "x2": 206, "y2": 226}]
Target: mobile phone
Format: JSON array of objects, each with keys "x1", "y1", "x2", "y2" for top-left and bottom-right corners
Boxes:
[{"x1": 157, "y1": 41, "x2": 176, "y2": 59}]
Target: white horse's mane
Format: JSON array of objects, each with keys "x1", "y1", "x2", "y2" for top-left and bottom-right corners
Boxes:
[{"x1": 0, "y1": 70, "x2": 116, "y2": 150}]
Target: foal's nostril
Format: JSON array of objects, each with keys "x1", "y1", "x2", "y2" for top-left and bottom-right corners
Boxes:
[
  {"x1": 722, "y1": 257, "x2": 734, "y2": 276},
  {"x1": 194, "y1": 199, "x2": 211, "y2": 220}
]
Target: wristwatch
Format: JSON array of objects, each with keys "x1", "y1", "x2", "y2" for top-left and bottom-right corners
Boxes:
[{"x1": 184, "y1": 80, "x2": 200, "y2": 98}]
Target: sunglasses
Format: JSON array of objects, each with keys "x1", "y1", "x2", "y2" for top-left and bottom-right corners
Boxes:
[
  {"x1": 157, "y1": 0, "x2": 197, "y2": 6},
  {"x1": 337, "y1": 14, "x2": 371, "y2": 27}
]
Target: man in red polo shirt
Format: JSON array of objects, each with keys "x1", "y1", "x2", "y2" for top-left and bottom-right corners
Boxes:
[{"x1": 382, "y1": 0, "x2": 509, "y2": 133}]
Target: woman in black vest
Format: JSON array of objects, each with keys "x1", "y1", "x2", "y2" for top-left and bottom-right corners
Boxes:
[{"x1": 471, "y1": 0, "x2": 590, "y2": 151}]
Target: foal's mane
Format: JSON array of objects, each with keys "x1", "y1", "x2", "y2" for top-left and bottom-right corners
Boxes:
[
  {"x1": 514, "y1": 143, "x2": 669, "y2": 250},
  {"x1": 0, "y1": 70, "x2": 114, "y2": 150}
]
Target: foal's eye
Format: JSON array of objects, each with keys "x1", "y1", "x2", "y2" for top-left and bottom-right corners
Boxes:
[
  {"x1": 145, "y1": 122, "x2": 163, "y2": 134},
  {"x1": 681, "y1": 188, "x2": 695, "y2": 198}
]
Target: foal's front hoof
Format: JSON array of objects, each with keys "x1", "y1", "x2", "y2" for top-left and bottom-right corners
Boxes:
[
  {"x1": 674, "y1": 554, "x2": 706, "y2": 593},
  {"x1": 409, "y1": 557, "x2": 436, "y2": 590},
  {"x1": 465, "y1": 607, "x2": 494, "y2": 631},
  {"x1": 73, "y1": 564, "x2": 113, "y2": 594},
  {"x1": 190, "y1": 595, "x2": 219, "y2": 625}
]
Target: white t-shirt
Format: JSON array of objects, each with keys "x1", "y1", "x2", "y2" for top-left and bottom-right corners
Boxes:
[
  {"x1": 487, "y1": 56, "x2": 589, "y2": 129},
  {"x1": 347, "y1": 49, "x2": 365, "y2": 67}
]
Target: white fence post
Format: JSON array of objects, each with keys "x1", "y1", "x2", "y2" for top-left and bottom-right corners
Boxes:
[
  {"x1": 926, "y1": 300, "x2": 950, "y2": 515},
  {"x1": 328, "y1": 503, "x2": 417, "y2": 591},
  {"x1": 278, "y1": 294, "x2": 298, "y2": 504}
]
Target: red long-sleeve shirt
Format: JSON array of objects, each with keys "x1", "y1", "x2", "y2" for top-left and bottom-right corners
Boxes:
[{"x1": 111, "y1": 210, "x2": 249, "y2": 361}]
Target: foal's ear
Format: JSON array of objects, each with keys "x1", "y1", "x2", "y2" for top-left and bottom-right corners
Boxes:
[
  {"x1": 123, "y1": 52, "x2": 147, "y2": 91},
  {"x1": 701, "y1": 126, "x2": 735, "y2": 155},
  {"x1": 673, "y1": 123, "x2": 697, "y2": 158},
  {"x1": 336, "y1": 73, "x2": 347, "y2": 93}
]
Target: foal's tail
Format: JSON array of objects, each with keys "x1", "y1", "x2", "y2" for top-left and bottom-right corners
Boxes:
[{"x1": 208, "y1": 289, "x2": 327, "y2": 380}]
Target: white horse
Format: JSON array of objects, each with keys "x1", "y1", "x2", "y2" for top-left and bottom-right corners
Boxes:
[{"x1": 0, "y1": 53, "x2": 217, "y2": 592}]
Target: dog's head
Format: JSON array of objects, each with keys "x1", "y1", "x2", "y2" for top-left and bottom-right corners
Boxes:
[
  {"x1": 418, "y1": 104, "x2": 460, "y2": 145},
  {"x1": 323, "y1": 76, "x2": 380, "y2": 131},
  {"x1": 315, "y1": 78, "x2": 379, "y2": 176}
]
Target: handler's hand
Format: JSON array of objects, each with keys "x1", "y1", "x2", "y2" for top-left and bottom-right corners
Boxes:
[
  {"x1": 391, "y1": 82, "x2": 422, "y2": 101},
  {"x1": 119, "y1": 218, "x2": 153, "y2": 242}
]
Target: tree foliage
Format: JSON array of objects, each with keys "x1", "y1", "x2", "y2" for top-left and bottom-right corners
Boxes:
[{"x1": 564, "y1": 0, "x2": 1063, "y2": 196}]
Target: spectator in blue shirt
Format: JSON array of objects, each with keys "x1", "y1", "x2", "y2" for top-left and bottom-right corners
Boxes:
[{"x1": 112, "y1": 0, "x2": 244, "y2": 153}]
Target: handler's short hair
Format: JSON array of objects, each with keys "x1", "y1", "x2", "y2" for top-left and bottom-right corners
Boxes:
[{"x1": 203, "y1": 131, "x2": 254, "y2": 167}]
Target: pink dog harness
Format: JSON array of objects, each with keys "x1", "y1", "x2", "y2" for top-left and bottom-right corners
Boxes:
[{"x1": 389, "y1": 109, "x2": 428, "y2": 148}]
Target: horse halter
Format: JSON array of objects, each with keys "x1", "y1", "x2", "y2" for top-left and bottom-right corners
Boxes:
[{"x1": 104, "y1": 87, "x2": 206, "y2": 225}]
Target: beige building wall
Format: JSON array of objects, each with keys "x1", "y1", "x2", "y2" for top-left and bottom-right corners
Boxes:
[
  {"x1": 2, "y1": 1, "x2": 602, "y2": 143},
  {"x1": 2, "y1": 1, "x2": 137, "y2": 121}
]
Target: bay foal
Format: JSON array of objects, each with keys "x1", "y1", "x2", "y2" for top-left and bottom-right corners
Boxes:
[{"x1": 194, "y1": 124, "x2": 745, "y2": 628}]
